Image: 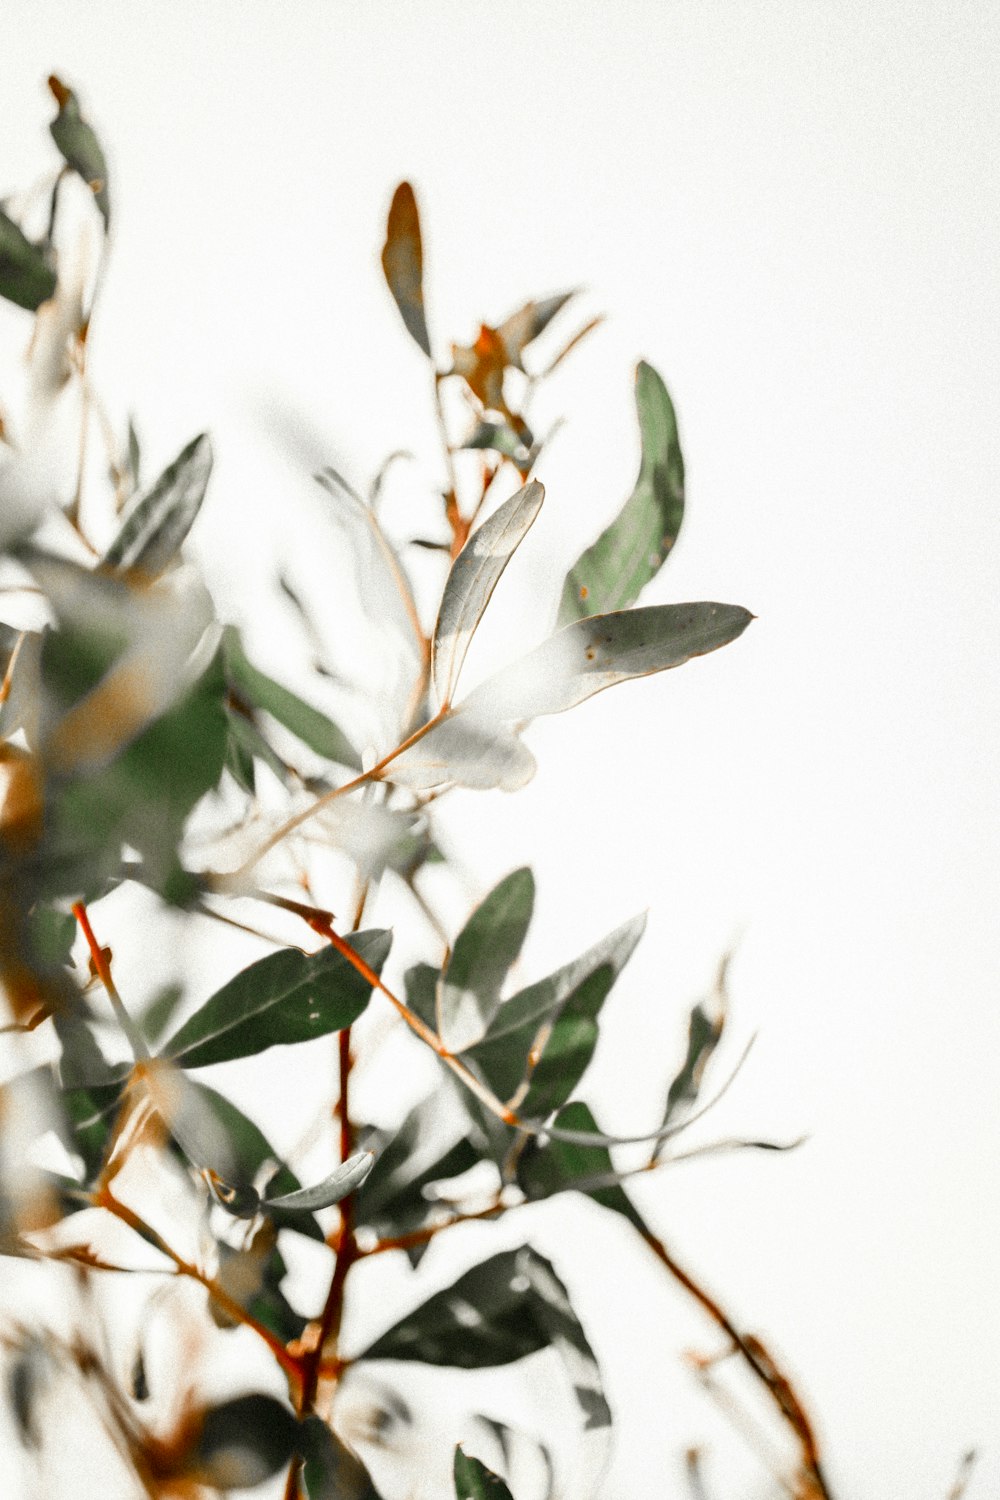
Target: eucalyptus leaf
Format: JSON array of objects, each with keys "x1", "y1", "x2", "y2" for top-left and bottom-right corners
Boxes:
[
  {"x1": 0, "y1": 207, "x2": 56, "y2": 311},
  {"x1": 461, "y1": 602, "x2": 753, "y2": 723},
  {"x1": 162, "y1": 929, "x2": 390, "y2": 1068},
  {"x1": 517, "y1": 1101, "x2": 647, "y2": 1233},
  {"x1": 454, "y1": 1448, "x2": 515, "y2": 1500},
  {"x1": 104, "y1": 434, "x2": 213, "y2": 578},
  {"x1": 438, "y1": 868, "x2": 535, "y2": 1052},
  {"x1": 467, "y1": 912, "x2": 645, "y2": 1103},
  {"x1": 432, "y1": 482, "x2": 544, "y2": 709},
  {"x1": 299, "y1": 1415, "x2": 383, "y2": 1500},
  {"x1": 515, "y1": 962, "x2": 615, "y2": 1120},
  {"x1": 559, "y1": 362, "x2": 684, "y2": 625},
  {"x1": 188, "y1": 1393, "x2": 298, "y2": 1490},
  {"x1": 386, "y1": 710, "x2": 536, "y2": 793},
  {"x1": 497, "y1": 292, "x2": 576, "y2": 367},
  {"x1": 382, "y1": 182, "x2": 431, "y2": 358},
  {"x1": 48, "y1": 76, "x2": 110, "y2": 226},
  {"x1": 262, "y1": 1150, "x2": 375, "y2": 1211},
  {"x1": 222, "y1": 626, "x2": 360, "y2": 769}
]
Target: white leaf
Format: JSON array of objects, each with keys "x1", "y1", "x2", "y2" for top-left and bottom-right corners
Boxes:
[
  {"x1": 431, "y1": 481, "x2": 543, "y2": 709},
  {"x1": 386, "y1": 710, "x2": 536, "y2": 793}
]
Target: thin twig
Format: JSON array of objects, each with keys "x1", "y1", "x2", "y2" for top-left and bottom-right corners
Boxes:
[{"x1": 72, "y1": 902, "x2": 150, "y2": 1060}]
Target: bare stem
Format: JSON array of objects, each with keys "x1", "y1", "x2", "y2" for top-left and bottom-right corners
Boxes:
[{"x1": 72, "y1": 902, "x2": 150, "y2": 1061}]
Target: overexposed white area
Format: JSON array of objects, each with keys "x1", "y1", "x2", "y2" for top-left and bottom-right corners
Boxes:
[{"x1": 1, "y1": 3, "x2": 998, "y2": 1498}]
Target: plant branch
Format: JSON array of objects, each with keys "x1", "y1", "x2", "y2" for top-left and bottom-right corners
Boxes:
[{"x1": 72, "y1": 902, "x2": 150, "y2": 1061}]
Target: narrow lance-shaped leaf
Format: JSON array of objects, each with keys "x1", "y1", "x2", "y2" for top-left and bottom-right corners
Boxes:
[
  {"x1": 104, "y1": 434, "x2": 213, "y2": 578},
  {"x1": 558, "y1": 361, "x2": 684, "y2": 626},
  {"x1": 652, "y1": 952, "x2": 729, "y2": 1164},
  {"x1": 517, "y1": 1101, "x2": 648, "y2": 1234},
  {"x1": 386, "y1": 710, "x2": 536, "y2": 794},
  {"x1": 432, "y1": 482, "x2": 544, "y2": 709},
  {"x1": 462, "y1": 602, "x2": 753, "y2": 723},
  {"x1": 48, "y1": 76, "x2": 110, "y2": 227},
  {"x1": 467, "y1": 912, "x2": 646, "y2": 1104},
  {"x1": 0, "y1": 208, "x2": 57, "y2": 312},
  {"x1": 261, "y1": 1150, "x2": 375, "y2": 1212},
  {"x1": 162, "y1": 930, "x2": 390, "y2": 1068},
  {"x1": 514, "y1": 962, "x2": 615, "y2": 1121},
  {"x1": 222, "y1": 626, "x2": 360, "y2": 769},
  {"x1": 496, "y1": 292, "x2": 577, "y2": 368},
  {"x1": 382, "y1": 182, "x2": 431, "y2": 357},
  {"x1": 454, "y1": 1449, "x2": 515, "y2": 1500},
  {"x1": 438, "y1": 867, "x2": 535, "y2": 1052}
]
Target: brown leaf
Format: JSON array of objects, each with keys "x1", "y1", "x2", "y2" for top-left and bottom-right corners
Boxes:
[{"x1": 382, "y1": 182, "x2": 431, "y2": 357}]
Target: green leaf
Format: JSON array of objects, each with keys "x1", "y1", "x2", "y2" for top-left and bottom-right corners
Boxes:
[
  {"x1": 467, "y1": 912, "x2": 645, "y2": 1104},
  {"x1": 515, "y1": 963, "x2": 616, "y2": 1121},
  {"x1": 517, "y1": 1101, "x2": 647, "y2": 1233},
  {"x1": 45, "y1": 647, "x2": 229, "y2": 897},
  {"x1": 104, "y1": 434, "x2": 213, "y2": 578},
  {"x1": 462, "y1": 602, "x2": 753, "y2": 723},
  {"x1": 558, "y1": 361, "x2": 684, "y2": 626},
  {"x1": 438, "y1": 868, "x2": 535, "y2": 1051},
  {"x1": 381, "y1": 182, "x2": 431, "y2": 357},
  {"x1": 262, "y1": 1150, "x2": 374, "y2": 1212},
  {"x1": 188, "y1": 1392, "x2": 298, "y2": 1490},
  {"x1": 403, "y1": 962, "x2": 440, "y2": 1031},
  {"x1": 454, "y1": 1448, "x2": 515, "y2": 1500},
  {"x1": 162, "y1": 930, "x2": 390, "y2": 1068},
  {"x1": 652, "y1": 954, "x2": 728, "y2": 1163},
  {"x1": 354, "y1": 1092, "x2": 481, "y2": 1255},
  {"x1": 432, "y1": 482, "x2": 544, "y2": 709},
  {"x1": 223, "y1": 626, "x2": 360, "y2": 770},
  {"x1": 47, "y1": 76, "x2": 110, "y2": 227},
  {"x1": 299, "y1": 1415, "x2": 382, "y2": 1500},
  {"x1": 187, "y1": 1081, "x2": 324, "y2": 1240},
  {"x1": 138, "y1": 983, "x2": 186, "y2": 1047},
  {"x1": 461, "y1": 421, "x2": 532, "y2": 464},
  {"x1": 0, "y1": 207, "x2": 56, "y2": 311}
]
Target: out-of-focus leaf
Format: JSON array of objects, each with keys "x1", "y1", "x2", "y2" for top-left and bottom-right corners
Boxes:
[
  {"x1": 496, "y1": 292, "x2": 576, "y2": 367},
  {"x1": 162, "y1": 930, "x2": 390, "y2": 1068},
  {"x1": 45, "y1": 646, "x2": 229, "y2": 898},
  {"x1": 438, "y1": 868, "x2": 535, "y2": 1052},
  {"x1": 382, "y1": 182, "x2": 431, "y2": 358},
  {"x1": 187, "y1": 1081, "x2": 324, "y2": 1240},
  {"x1": 0, "y1": 629, "x2": 41, "y2": 744},
  {"x1": 462, "y1": 603, "x2": 753, "y2": 723},
  {"x1": 262, "y1": 1150, "x2": 374, "y2": 1212},
  {"x1": 213, "y1": 1221, "x2": 306, "y2": 1343},
  {"x1": 104, "y1": 434, "x2": 212, "y2": 578},
  {"x1": 454, "y1": 1448, "x2": 515, "y2": 1500},
  {"x1": 317, "y1": 798, "x2": 428, "y2": 880},
  {"x1": 48, "y1": 76, "x2": 110, "y2": 227},
  {"x1": 467, "y1": 913, "x2": 645, "y2": 1104},
  {"x1": 515, "y1": 963, "x2": 615, "y2": 1121},
  {"x1": 186, "y1": 1392, "x2": 298, "y2": 1491},
  {"x1": 558, "y1": 362, "x2": 684, "y2": 626},
  {"x1": 223, "y1": 626, "x2": 360, "y2": 770},
  {"x1": 224, "y1": 705, "x2": 288, "y2": 793},
  {"x1": 403, "y1": 962, "x2": 440, "y2": 1032},
  {"x1": 300, "y1": 1415, "x2": 383, "y2": 1500},
  {"x1": 461, "y1": 421, "x2": 532, "y2": 464},
  {"x1": 517, "y1": 1101, "x2": 647, "y2": 1233},
  {"x1": 354, "y1": 1092, "x2": 481, "y2": 1254},
  {"x1": 432, "y1": 482, "x2": 544, "y2": 709},
  {"x1": 518, "y1": 1238, "x2": 611, "y2": 1437},
  {"x1": 386, "y1": 711, "x2": 536, "y2": 794},
  {"x1": 0, "y1": 207, "x2": 56, "y2": 311},
  {"x1": 652, "y1": 954, "x2": 729, "y2": 1164}
]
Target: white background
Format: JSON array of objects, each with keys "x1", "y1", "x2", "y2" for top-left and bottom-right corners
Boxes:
[{"x1": 1, "y1": 4, "x2": 998, "y2": 1498}]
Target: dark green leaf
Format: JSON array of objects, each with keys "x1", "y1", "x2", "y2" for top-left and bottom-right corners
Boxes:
[
  {"x1": 190, "y1": 1393, "x2": 298, "y2": 1490},
  {"x1": 462, "y1": 602, "x2": 754, "y2": 723},
  {"x1": 438, "y1": 868, "x2": 535, "y2": 1051},
  {"x1": 517, "y1": 1101, "x2": 647, "y2": 1233},
  {"x1": 48, "y1": 76, "x2": 110, "y2": 227},
  {"x1": 299, "y1": 1415, "x2": 382, "y2": 1500},
  {"x1": 663, "y1": 1001, "x2": 724, "y2": 1128},
  {"x1": 104, "y1": 434, "x2": 212, "y2": 578},
  {"x1": 224, "y1": 705, "x2": 290, "y2": 793},
  {"x1": 454, "y1": 1448, "x2": 515, "y2": 1500},
  {"x1": 403, "y1": 962, "x2": 440, "y2": 1031},
  {"x1": 187, "y1": 1081, "x2": 324, "y2": 1240},
  {"x1": 467, "y1": 913, "x2": 645, "y2": 1103},
  {"x1": 354, "y1": 1092, "x2": 481, "y2": 1255},
  {"x1": 515, "y1": 963, "x2": 615, "y2": 1120},
  {"x1": 432, "y1": 483, "x2": 544, "y2": 709},
  {"x1": 381, "y1": 182, "x2": 431, "y2": 358},
  {"x1": 0, "y1": 207, "x2": 56, "y2": 311},
  {"x1": 162, "y1": 929, "x2": 390, "y2": 1068},
  {"x1": 461, "y1": 422, "x2": 531, "y2": 463},
  {"x1": 558, "y1": 361, "x2": 684, "y2": 626},
  {"x1": 223, "y1": 626, "x2": 360, "y2": 769},
  {"x1": 138, "y1": 983, "x2": 186, "y2": 1048}
]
